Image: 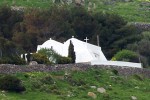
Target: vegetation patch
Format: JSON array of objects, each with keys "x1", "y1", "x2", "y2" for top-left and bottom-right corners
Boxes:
[
  {"x1": 0, "y1": 68, "x2": 149, "y2": 100},
  {"x1": 0, "y1": 75, "x2": 26, "y2": 92}
]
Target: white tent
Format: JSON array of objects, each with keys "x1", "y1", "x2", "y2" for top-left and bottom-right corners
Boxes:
[{"x1": 37, "y1": 37, "x2": 107, "y2": 63}]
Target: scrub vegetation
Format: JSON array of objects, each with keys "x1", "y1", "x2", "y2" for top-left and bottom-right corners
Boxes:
[{"x1": 0, "y1": 68, "x2": 150, "y2": 100}]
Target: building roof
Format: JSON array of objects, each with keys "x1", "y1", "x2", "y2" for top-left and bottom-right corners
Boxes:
[{"x1": 37, "y1": 38, "x2": 64, "y2": 55}]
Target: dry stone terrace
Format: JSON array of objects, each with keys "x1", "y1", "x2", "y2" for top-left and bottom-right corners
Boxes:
[{"x1": 0, "y1": 64, "x2": 150, "y2": 78}]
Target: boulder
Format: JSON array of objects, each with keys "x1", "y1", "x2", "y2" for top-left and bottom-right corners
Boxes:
[
  {"x1": 29, "y1": 61, "x2": 38, "y2": 65},
  {"x1": 90, "y1": 86, "x2": 96, "y2": 89},
  {"x1": 97, "y1": 87, "x2": 106, "y2": 93},
  {"x1": 131, "y1": 96, "x2": 137, "y2": 100},
  {"x1": 88, "y1": 92, "x2": 97, "y2": 99}
]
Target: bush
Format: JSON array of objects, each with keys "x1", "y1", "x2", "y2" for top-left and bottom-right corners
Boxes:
[
  {"x1": 11, "y1": 56, "x2": 26, "y2": 65},
  {"x1": 64, "y1": 75, "x2": 86, "y2": 86},
  {"x1": 112, "y1": 69, "x2": 119, "y2": 75},
  {"x1": 133, "y1": 74, "x2": 144, "y2": 81},
  {"x1": 39, "y1": 85, "x2": 51, "y2": 93},
  {"x1": 40, "y1": 76, "x2": 54, "y2": 84},
  {"x1": 32, "y1": 53, "x2": 51, "y2": 64},
  {"x1": 111, "y1": 49, "x2": 139, "y2": 62},
  {"x1": 31, "y1": 80, "x2": 42, "y2": 89},
  {"x1": 0, "y1": 57, "x2": 12, "y2": 64},
  {"x1": 0, "y1": 75, "x2": 26, "y2": 92},
  {"x1": 57, "y1": 57, "x2": 72, "y2": 64},
  {"x1": 37, "y1": 48, "x2": 72, "y2": 64},
  {"x1": 38, "y1": 48, "x2": 59, "y2": 63},
  {"x1": 0, "y1": 56, "x2": 26, "y2": 65}
]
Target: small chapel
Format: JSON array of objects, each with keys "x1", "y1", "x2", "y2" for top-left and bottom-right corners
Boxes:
[
  {"x1": 37, "y1": 37, "x2": 107, "y2": 64},
  {"x1": 37, "y1": 37, "x2": 142, "y2": 68}
]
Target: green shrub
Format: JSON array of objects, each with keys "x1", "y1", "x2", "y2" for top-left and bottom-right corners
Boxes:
[
  {"x1": 51, "y1": 89, "x2": 61, "y2": 95},
  {"x1": 11, "y1": 56, "x2": 26, "y2": 65},
  {"x1": 0, "y1": 57, "x2": 12, "y2": 64},
  {"x1": 31, "y1": 80, "x2": 42, "y2": 89},
  {"x1": 57, "y1": 57, "x2": 72, "y2": 64},
  {"x1": 39, "y1": 85, "x2": 51, "y2": 93},
  {"x1": 112, "y1": 69, "x2": 119, "y2": 75},
  {"x1": 103, "y1": 93, "x2": 110, "y2": 100},
  {"x1": 0, "y1": 56, "x2": 26, "y2": 65},
  {"x1": 133, "y1": 74, "x2": 144, "y2": 81},
  {"x1": 38, "y1": 48, "x2": 72, "y2": 64},
  {"x1": 32, "y1": 53, "x2": 51, "y2": 64},
  {"x1": 0, "y1": 75, "x2": 26, "y2": 92},
  {"x1": 65, "y1": 75, "x2": 86, "y2": 86},
  {"x1": 40, "y1": 76, "x2": 54, "y2": 84},
  {"x1": 111, "y1": 50, "x2": 139, "y2": 62},
  {"x1": 38, "y1": 48, "x2": 59, "y2": 63}
]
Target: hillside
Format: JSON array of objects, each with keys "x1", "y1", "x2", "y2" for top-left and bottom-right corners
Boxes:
[
  {"x1": 0, "y1": 0, "x2": 149, "y2": 22},
  {"x1": 0, "y1": 68, "x2": 150, "y2": 100}
]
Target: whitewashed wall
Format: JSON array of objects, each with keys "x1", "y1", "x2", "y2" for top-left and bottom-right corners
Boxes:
[{"x1": 91, "y1": 61, "x2": 142, "y2": 68}]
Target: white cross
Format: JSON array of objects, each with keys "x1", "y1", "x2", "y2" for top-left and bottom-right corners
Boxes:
[{"x1": 84, "y1": 37, "x2": 89, "y2": 43}]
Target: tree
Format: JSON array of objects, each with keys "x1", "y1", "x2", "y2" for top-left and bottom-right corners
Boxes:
[
  {"x1": 0, "y1": 37, "x2": 17, "y2": 57},
  {"x1": 127, "y1": 32, "x2": 150, "y2": 67},
  {"x1": 71, "y1": 6, "x2": 96, "y2": 40},
  {"x1": 0, "y1": 5, "x2": 23, "y2": 39},
  {"x1": 68, "y1": 41, "x2": 76, "y2": 63}
]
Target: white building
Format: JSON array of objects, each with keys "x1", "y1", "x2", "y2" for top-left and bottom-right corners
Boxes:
[
  {"x1": 37, "y1": 37, "x2": 107, "y2": 63},
  {"x1": 37, "y1": 37, "x2": 142, "y2": 68}
]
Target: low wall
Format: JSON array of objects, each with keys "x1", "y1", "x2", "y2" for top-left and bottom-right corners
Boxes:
[
  {"x1": 130, "y1": 22, "x2": 150, "y2": 31},
  {"x1": 0, "y1": 64, "x2": 150, "y2": 78},
  {"x1": 91, "y1": 61, "x2": 142, "y2": 68}
]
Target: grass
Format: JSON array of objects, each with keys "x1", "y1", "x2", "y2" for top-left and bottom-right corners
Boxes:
[
  {"x1": 1, "y1": 92, "x2": 58, "y2": 100},
  {"x1": 0, "y1": 0, "x2": 149, "y2": 22},
  {"x1": 0, "y1": 0, "x2": 53, "y2": 8},
  {"x1": 94, "y1": 1, "x2": 150, "y2": 22},
  {"x1": 0, "y1": 68, "x2": 150, "y2": 100}
]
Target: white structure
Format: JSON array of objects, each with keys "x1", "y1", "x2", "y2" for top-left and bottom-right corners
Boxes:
[
  {"x1": 91, "y1": 61, "x2": 142, "y2": 68},
  {"x1": 37, "y1": 37, "x2": 142, "y2": 68},
  {"x1": 37, "y1": 38, "x2": 64, "y2": 56},
  {"x1": 37, "y1": 37, "x2": 107, "y2": 63}
]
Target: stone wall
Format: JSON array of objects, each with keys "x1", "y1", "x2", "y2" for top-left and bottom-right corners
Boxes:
[
  {"x1": 0, "y1": 64, "x2": 150, "y2": 78},
  {"x1": 131, "y1": 22, "x2": 150, "y2": 31}
]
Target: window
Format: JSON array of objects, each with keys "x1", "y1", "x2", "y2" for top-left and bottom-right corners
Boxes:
[{"x1": 93, "y1": 53, "x2": 99, "y2": 58}]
